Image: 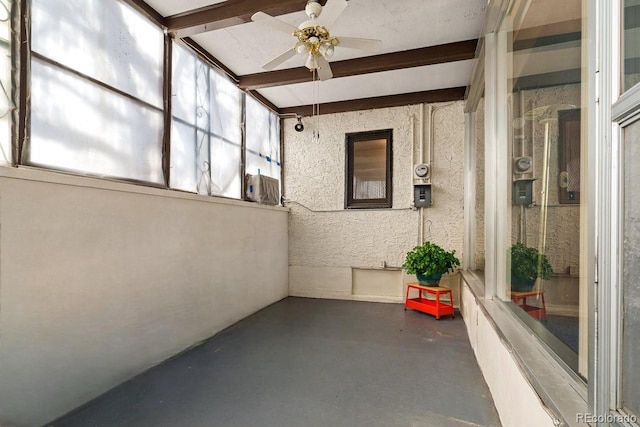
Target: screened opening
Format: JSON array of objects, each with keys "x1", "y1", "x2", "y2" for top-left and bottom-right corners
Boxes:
[
  {"x1": 170, "y1": 42, "x2": 243, "y2": 199},
  {"x1": 27, "y1": 0, "x2": 165, "y2": 184}
]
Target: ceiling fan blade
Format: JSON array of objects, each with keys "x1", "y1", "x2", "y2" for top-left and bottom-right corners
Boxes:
[
  {"x1": 316, "y1": 0, "x2": 348, "y2": 28},
  {"x1": 336, "y1": 36, "x2": 382, "y2": 51},
  {"x1": 262, "y1": 47, "x2": 298, "y2": 70},
  {"x1": 316, "y1": 55, "x2": 334, "y2": 81},
  {"x1": 251, "y1": 11, "x2": 298, "y2": 35}
]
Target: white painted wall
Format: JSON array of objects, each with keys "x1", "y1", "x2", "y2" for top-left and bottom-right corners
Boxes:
[
  {"x1": 0, "y1": 168, "x2": 289, "y2": 427},
  {"x1": 460, "y1": 282, "x2": 556, "y2": 427},
  {"x1": 284, "y1": 102, "x2": 466, "y2": 302}
]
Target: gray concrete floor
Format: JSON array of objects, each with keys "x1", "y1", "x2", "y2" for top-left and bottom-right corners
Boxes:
[{"x1": 49, "y1": 297, "x2": 501, "y2": 427}]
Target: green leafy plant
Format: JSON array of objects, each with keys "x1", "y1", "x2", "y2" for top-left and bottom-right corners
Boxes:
[
  {"x1": 402, "y1": 241, "x2": 460, "y2": 276},
  {"x1": 510, "y1": 242, "x2": 553, "y2": 282}
]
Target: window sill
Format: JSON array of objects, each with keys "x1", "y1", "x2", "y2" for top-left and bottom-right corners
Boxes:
[
  {"x1": 0, "y1": 166, "x2": 288, "y2": 213},
  {"x1": 461, "y1": 270, "x2": 589, "y2": 427}
]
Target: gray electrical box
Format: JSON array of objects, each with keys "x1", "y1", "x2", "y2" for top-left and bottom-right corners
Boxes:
[
  {"x1": 513, "y1": 179, "x2": 535, "y2": 206},
  {"x1": 414, "y1": 184, "x2": 431, "y2": 207}
]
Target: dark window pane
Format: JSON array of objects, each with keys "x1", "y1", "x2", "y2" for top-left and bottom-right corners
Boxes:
[{"x1": 352, "y1": 139, "x2": 387, "y2": 200}]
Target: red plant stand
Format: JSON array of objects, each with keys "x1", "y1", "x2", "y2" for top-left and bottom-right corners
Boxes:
[{"x1": 404, "y1": 283, "x2": 455, "y2": 320}]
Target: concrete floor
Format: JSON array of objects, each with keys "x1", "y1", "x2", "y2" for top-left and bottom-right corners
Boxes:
[{"x1": 48, "y1": 297, "x2": 501, "y2": 427}]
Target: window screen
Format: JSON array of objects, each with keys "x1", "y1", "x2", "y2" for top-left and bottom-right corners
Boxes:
[
  {"x1": 170, "y1": 43, "x2": 242, "y2": 199},
  {"x1": 245, "y1": 96, "x2": 281, "y2": 182},
  {"x1": 28, "y1": 0, "x2": 164, "y2": 183}
]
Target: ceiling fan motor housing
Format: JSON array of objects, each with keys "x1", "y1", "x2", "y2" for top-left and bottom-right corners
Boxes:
[{"x1": 253, "y1": 0, "x2": 378, "y2": 79}]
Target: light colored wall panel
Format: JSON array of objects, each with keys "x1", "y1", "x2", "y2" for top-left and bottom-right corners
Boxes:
[
  {"x1": 352, "y1": 268, "x2": 403, "y2": 298},
  {"x1": 0, "y1": 168, "x2": 289, "y2": 427},
  {"x1": 289, "y1": 265, "x2": 352, "y2": 299},
  {"x1": 461, "y1": 284, "x2": 556, "y2": 427}
]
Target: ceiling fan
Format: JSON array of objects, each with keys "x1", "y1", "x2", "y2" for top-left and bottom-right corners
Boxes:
[{"x1": 251, "y1": 0, "x2": 382, "y2": 81}]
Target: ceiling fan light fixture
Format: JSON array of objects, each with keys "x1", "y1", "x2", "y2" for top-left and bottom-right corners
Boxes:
[
  {"x1": 305, "y1": 0, "x2": 322, "y2": 19},
  {"x1": 323, "y1": 44, "x2": 335, "y2": 58},
  {"x1": 305, "y1": 53, "x2": 318, "y2": 70},
  {"x1": 254, "y1": 0, "x2": 379, "y2": 76},
  {"x1": 296, "y1": 42, "x2": 308, "y2": 54}
]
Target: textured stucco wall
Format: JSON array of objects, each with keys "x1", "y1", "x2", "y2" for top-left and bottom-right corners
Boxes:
[{"x1": 284, "y1": 102, "x2": 465, "y2": 301}]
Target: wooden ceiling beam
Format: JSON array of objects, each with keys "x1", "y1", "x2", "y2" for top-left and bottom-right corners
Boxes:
[
  {"x1": 278, "y1": 87, "x2": 466, "y2": 116},
  {"x1": 238, "y1": 39, "x2": 477, "y2": 90},
  {"x1": 167, "y1": 0, "x2": 326, "y2": 38}
]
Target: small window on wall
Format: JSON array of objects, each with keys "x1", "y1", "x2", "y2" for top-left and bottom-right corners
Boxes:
[{"x1": 345, "y1": 129, "x2": 392, "y2": 209}]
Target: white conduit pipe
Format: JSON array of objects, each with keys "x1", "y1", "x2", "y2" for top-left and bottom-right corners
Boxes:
[
  {"x1": 410, "y1": 114, "x2": 416, "y2": 186},
  {"x1": 411, "y1": 113, "x2": 422, "y2": 245}
]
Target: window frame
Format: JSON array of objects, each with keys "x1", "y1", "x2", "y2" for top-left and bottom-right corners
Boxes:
[
  {"x1": 24, "y1": 0, "x2": 166, "y2": 185},
  {"x1": 9, "y1": 0, "x2": 283, "y2": 201},
  {"x1": 344, "y1": 128, "x2": 393, "y2": 209}
]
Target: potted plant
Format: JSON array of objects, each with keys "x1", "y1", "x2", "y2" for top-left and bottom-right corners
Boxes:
[
  {"x1": 402, "y1": 241, "x2": 460, "y2": 286},
  {"x1": 510, "y1": 242, "x2": 553, "y2": 291}
]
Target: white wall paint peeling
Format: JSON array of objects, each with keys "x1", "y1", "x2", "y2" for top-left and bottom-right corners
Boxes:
[{"x1": 284, "y1": 102, "x2": 466, "y2": 300}]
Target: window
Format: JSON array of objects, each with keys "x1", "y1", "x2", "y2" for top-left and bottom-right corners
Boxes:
[
  {"x1": 345, "y1": 129, "x2": 392, "y2": 209},
  {"x1": 27, "y1": 0, "x2": 164, "y2": 183},
  {"x1": 622, "y1": 117, "x2": 640, "y2": 420},
  {"x1": 623, "y1": 0, "x2": 640, "y2": 92},
  {"x1": 496, "y1": 0, "x2": 589, "y2": 377},
  {"x1": 170, "y1": 42, "x2": 242, "y2": 198},
  {"x1": 474, "y1": 95, "x2": 485, "y2": 271},
  {"x1": 10, "y1": 0, "x2": 283, "y2": 198},
  {"x1": 245, "y1": 96, "x2": 281, "y2": 185}
]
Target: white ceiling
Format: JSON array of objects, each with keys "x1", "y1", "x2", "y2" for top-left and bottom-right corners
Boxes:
[
  {"x1": 259, "y1": 60, "x2": 476, "y2": 106},
  {"x1": 191, "y1": 0, "x2": 486, "y2": 75},
  {"x1": 143, "y1": 0, "x2": 489, "y2": 110},
  {"x1": 148, "y1": 0, "x2": 228, "y2": 17}
]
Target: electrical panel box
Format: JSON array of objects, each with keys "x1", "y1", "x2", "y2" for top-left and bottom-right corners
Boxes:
[
  {"x1": 246, "y1": 174, "x2": 280, "y2": 205},
  {"x1": 414, "y1": 184, "x2": 431, "y2": 207},
  {"x1": 513, "y1": 179, "x2": 535, "y2": 206}
]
